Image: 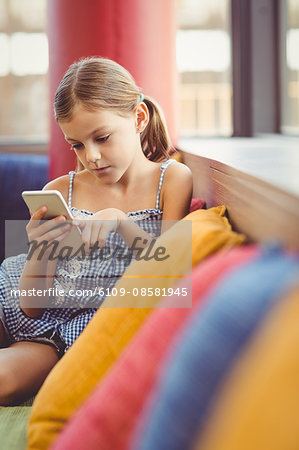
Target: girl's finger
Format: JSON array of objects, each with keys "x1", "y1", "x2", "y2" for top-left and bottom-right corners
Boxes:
[
  {"x1": 27, "y1": 224, "x2": 72, "y2": 260},
  {"x1": 29, "y1": 206, "x2": 48, "y2": 226},
  {"x1": 29, "y1": 216, "x2": 67, "y2": 239},
  {"x1": 95, "y1": 224, "x2": 110, "y2": 248},
  {"x1": 39, "y1": 216, "x2": 68, "y2": 236},
  {"x1": 52, "y1": 226, "x2": 72, "y2": 243},
  {"x1": 41, "y1": 223, "x2": 72, "y2": 243},
  {"x1": 72, "y1": 219, "x2": 85, "y2": 232},
  {"x1": 90, "y1": 222, "x2": 103, "y2": 248},
  {"x1": 81, "y1": 221, "x2": 92, "y2": 255}
]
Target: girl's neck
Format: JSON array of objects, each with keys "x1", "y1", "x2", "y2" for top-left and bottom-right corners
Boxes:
[{"x1": 71, "y1": 158, "x2": 163, "y2": 214}]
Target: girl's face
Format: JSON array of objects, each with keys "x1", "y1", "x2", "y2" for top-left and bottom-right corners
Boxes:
[{"x1": 58, "y1": 105, "x2": 147, "y2": 183}]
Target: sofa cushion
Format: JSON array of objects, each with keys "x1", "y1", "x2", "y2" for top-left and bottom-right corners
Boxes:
[{"x1": 27, "y1": 206, "x2": 244, "y2": 450}]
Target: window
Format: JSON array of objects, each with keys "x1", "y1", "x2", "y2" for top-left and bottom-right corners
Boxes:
[
  {"x1": 0, "y1": 0, "x2": 48, "y2": 145},
  {"x1": 176, "y1": 0, "x2": 232, "y2": 137},
  {"x1": 1, "y1": 0, "x2": 298, "y2": 147}
]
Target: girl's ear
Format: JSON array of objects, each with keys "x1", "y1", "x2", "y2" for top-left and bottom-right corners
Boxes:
[{"x1": 135, "y1": 102, "x2": 149, "y2": 133}]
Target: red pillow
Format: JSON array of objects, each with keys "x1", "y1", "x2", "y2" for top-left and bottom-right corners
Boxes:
[
  {"x1": 190, "y1": 198, "x2": 206, "y2": 212},
  {"x1": 51, "y1": 246, "x2": 259, "y2": 450}
]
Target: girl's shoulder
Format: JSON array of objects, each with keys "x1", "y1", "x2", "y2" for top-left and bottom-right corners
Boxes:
[
  {"x1": 159, "y1": 160, "x2": 193, "y2": 221},
  {"x1": 162, "y1": 160, "x2": 193, "y2": 186},
  {"x1": 42, "y1": 173, "x2": 70, "y2": 202}
]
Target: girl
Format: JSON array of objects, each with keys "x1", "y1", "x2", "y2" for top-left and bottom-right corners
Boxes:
[{"x1": 0, "y1": 57, "x2": 193, "y2": 405}]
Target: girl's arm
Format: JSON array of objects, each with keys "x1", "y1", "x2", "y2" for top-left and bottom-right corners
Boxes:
[
  {"x1": 155, "y1": 161, "x2": 193, "y2": 233},
  {"x1": 19, "y1": 207, "x2": 71, "y2": 318}
]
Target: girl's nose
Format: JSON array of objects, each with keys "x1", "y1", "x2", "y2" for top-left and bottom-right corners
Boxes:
[{"x1": 85, "y1": 144, "x2": 101, "y2": 163}]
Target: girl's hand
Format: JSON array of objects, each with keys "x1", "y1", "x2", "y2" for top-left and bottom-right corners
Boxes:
[
  {"x1": 26, "y1": 206, "x2": 72, "y2": 260},
  {"x1": 73, "y1": 208, "x2": 127, "y2": 254}
]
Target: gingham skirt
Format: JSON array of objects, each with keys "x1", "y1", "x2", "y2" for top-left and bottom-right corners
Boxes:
[{"x1": 0, "y1": 211, "x2": 162, "y2": 354}]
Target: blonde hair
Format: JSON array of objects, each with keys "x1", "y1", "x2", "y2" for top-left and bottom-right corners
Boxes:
[{"x1": 54, "y1": 57, "x2": 173, "y2": 167}]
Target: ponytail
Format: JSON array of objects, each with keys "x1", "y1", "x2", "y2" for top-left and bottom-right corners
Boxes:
[{"x1": 140, "y1": 95, "x2": 173, "y2": 162}]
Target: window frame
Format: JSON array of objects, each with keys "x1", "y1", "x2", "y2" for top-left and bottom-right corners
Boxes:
[{"x1": 231, "y1": 0, "x2": 281, "y2": 137}]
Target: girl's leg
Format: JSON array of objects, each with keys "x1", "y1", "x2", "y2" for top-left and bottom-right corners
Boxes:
[{"x1": 0, "y1": 341, "x2": 59, "y2": 406}]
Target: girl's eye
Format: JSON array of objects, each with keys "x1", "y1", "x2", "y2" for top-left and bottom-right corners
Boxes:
[
  {"x1": 71, "y1": 143, "x2": 83, "y2": 150},
  {"x1": 96, "y1": 135, "x2": 110, "y2": 143}
]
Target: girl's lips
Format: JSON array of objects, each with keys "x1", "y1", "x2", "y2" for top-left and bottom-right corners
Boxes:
[{"x1": 93, "y1": 166, "x2": 110, "y2": 172}]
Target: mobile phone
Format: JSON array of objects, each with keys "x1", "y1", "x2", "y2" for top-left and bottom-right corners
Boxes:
[
  {"x1": 22, "y1": 190, "x2": 74, "y2": 220},
  {"x1": 22, "y1": 190, "x2": 82, "y2": 250}
]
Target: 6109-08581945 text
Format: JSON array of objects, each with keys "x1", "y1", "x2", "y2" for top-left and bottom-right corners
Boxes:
[{"x1": 10, "y1": 286, "x2": 189, "y2": 300}]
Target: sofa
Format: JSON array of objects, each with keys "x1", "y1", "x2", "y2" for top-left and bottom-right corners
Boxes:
[
  {"x1": 0, "y1": 150, "x2": 298, "y2": 450},
  {"x1": 0, "y1": 153, "x2": 48, "y2": 263}
]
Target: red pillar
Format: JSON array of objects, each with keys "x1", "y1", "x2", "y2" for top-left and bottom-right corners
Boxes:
[{"x1": 48, "y1": 0, "x2": 178, "y2": 179}]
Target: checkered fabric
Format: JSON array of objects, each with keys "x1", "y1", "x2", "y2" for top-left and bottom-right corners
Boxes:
[{"x1": 0, "y1": 160, "x2": 175, "y2": 352}]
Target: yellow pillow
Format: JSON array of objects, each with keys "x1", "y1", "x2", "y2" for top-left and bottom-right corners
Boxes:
[{"x1": 27, "y1": 206, "x2": 244, "y2": 450}]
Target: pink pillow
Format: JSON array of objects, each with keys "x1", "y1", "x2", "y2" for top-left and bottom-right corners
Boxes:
[
  {"x1": 51, "y1": 246, "x2": 259, "y2": 450},
  {"x1": 190, "y1": 198, "x2": 206, "y2": 212}
]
